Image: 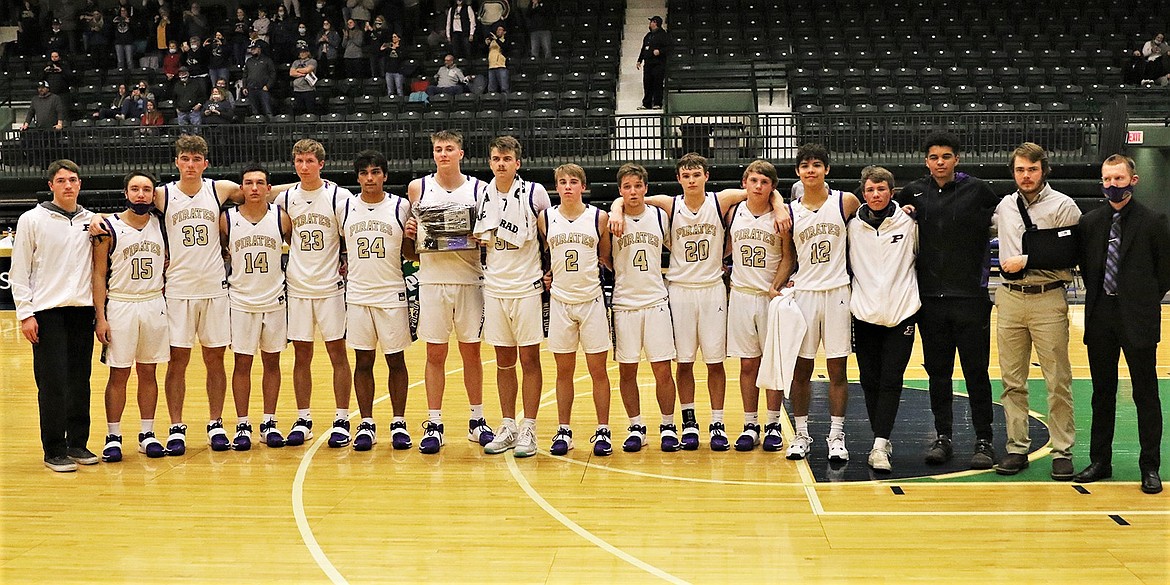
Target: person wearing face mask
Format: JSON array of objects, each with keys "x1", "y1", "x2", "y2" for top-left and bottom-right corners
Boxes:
[
  {"x1": 365, "y1": 16, "x2": 389, "y2": 80},
  {"x1": 163, "y1": 40, "x2": 184, "y2": 80},
  {"x1": 209, "y1": 32, "x2": 232, "y2": 88},
  {"x1": 1072, "y1": 154, "x2": 1170, "y2": 495},
  {"x1": 382, "y1": 32, "x2": 406, "y2": 96},
  {"x1": 153, "y1": 7, "x2": 181, "y2": 69},
  {"x1": 243, "y1": 41, "x2": 276, "y2": 116},
  {"x1": 992, "y1": 143, "x2": 1081, "y2": 481},
  {"x1": 41, "y1": 51, "x2": 73, "y2": 97},
  {"x1": 92, "y1": 171, "x2": 170, "y2": 464},
  {"x1": 271, "y1": 5, "x2": 296, "y2": 62},
  {"x1": 202, "y1": 88, "x2": 235, "y2": 125}
]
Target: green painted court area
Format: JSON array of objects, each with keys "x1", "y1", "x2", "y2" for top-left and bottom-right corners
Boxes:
[{"x1": 900, "y1": 378, "x2": 1170, "y2": 483}]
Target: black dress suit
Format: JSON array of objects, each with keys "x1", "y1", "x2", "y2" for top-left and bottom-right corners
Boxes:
[{"x1": 1078, "y1": 197, "x2": 1170, "y2": 472}]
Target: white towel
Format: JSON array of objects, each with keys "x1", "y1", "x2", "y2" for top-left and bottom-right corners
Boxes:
[
  {"x1": 474, "y1": 179, "x2": 536, "y2": 248},
  {"x1": 756, "y1": 288, "x2": 807, "y2": 394}
]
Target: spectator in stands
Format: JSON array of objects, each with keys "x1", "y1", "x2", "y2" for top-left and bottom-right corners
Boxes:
[
  {"x1": 49, "y1": 1, "x2": 82, "y2": 55},
  {"x1": 154, "y1": 7, "x2": 182, "y2": 68},
  {"x1": 173, "y1": 67, "x2": 207, "y2": 132},
  {"x1": 1134, "y1": 32, "x2": 1168, "y2": 86},
  {"x1": 384, "y1": 32, "x2": 407, "y2": 96},
  {"x1": 401, "y1": 0, "x2": 421, "y2": 41},
  {"x1": 366, "y1": 15, "x2": 390, "y2": 81},
  {"x1": 80, "y1": 9, "x2": 109, "y2": 64},
  {"x1": 427, "y1": 53, "x2": 469, "y2": 96},
  {"x1": 22, "y1": 81, "x2": 66, "y2": 132},
  {"x1": 309, "y1": 1, "x2": 343, "y2": 36},
  {"x1": 45, "y1": 19, "x2": 68, "y2": 55},
  {"x1": 527, "y1": 0, "x2": 552, "y2": 60},
  {"x1": 230, "y1": 8, "x2": 252, "y2": 67},
  {"x1": 347, "y1": 0, "x2": 375, "y2": 28},
  {"x1": 120, "y1": 85, "x2": 148, "y2": 120},
  {"x1": 133, "y1": 80, "x2": 154, "y2": 104},
  {"x1": 636, "y1": 16, "x2": 669, "y2": 110},
  {"x1": 209, "y1": 33, "x2": 232, "y2": 88},
  {"x1": 41, "y1": 52, "x2": 72, "y2": 98},
  {"x1": 162, "y1": 40, "x2": 183, "y2": 81},
  {"x1": 271, "y1": 5, "x2": 296, "y2": 63},
  {"x1": 342, "y1": 18, "x2": 366, "y2": 77},
  {"x1": 290, "y1": 40, "x2": 319, "y2": 114},
  {"x1": 283, "y1": 0, "x2": 302, "y2": 20},
  {"x1": 486, "y1": 24, "x2": 510, "y2": 93},
  {"x1": 182, "y1": 2, "x2": 210, "y2": 42},
  {"x1": 94, "y1": 84, "x2": 130, "y2": 119},
  {"x1": 16, "y1": 1, "x2": 40, "y2": 57},
  {"x1": 446, "y1": 0, "x2": 477, "y2": 59},
  {"x1": 113, "y1": 7, "x2": 135, "y2": 70},
  {"x1": 316, "y1": 19, "x2": 341, "y2": 77},
  {"x1": 140, "y1": 99, "x2": 165, "y2": 135},
  {"x1": 182, "y1": 35, "x2": 211, "y2": 80},
  {"x1": 213, "y1": 78, "x2": 235, "y2": 107},
  {"x1": 254, "y1": 7, "x2": 272, "y2": 44},
  {"x1": 243, "y1": 40, "x2": 277, "y2": 116},
  {"x1": 202, "y1": 89, "x2": 235, "y2": 125}
]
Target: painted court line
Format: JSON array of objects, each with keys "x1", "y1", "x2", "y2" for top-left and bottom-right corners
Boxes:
[{"x1": 505, "y1": 454, "x2": 692, "y2": 585}]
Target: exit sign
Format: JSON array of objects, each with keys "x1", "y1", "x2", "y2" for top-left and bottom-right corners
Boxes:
[{"x1": 1127, "y1": 130, "x2": 1144, "y2": 144}]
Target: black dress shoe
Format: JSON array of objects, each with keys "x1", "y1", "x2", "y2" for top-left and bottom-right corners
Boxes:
[
  {"x1": 1072, "y1": 461, "x2": 1112, "y2": 483},
  {"x1": 1141, "y1": 470, "x2": 1162, "y2": 494}
]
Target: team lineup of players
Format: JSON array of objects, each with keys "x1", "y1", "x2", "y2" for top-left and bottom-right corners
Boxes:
[{"x1": 74, "y1": 130, "x2": 1045, "y2": 475}]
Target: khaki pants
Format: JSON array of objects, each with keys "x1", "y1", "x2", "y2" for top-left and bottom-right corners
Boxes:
[{"x1": 996, "y1": 286, "x2": 1075, "y2": 458}]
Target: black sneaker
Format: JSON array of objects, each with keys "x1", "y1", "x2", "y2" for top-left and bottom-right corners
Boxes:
[
  {"x1": 970, "y1": 439, "x2": 996, "y2": 469},
  {"x1": 44, "y1": 455, "x2": 78, "y2": 472},
  {"x1": 994, "y1": 452, "x2": 1028, "y2": 475},
  {"x1": 66, "y1": 446, "x2": 100, "y2": 465},
  {"x1": 924, "y1": 435, "x2": 953, "y2": 465}
]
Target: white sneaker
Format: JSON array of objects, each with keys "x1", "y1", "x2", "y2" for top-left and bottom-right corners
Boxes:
[
  {"x1": 484, "y1": 422, "x2": 518, "y2": 454},
  {"x1": 786, "y1": 433, "x2": 813, "y2": 460},
  {"x1": 514, "y1": 425, "x2": 537, "y2": 458},
  {"x1": 868, "y1": 444, "x2": 892, "y2": 472},
  {"x1": 827, "y1": 433, "x2": 849, "y2": 462}
]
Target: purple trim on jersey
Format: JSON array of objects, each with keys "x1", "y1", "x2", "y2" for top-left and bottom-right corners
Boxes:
[
  {"x1": 655, "y1": 204, "x2": 667, "y2": 236},
  {"x1": 393, "y1": 197, "x2": 405, "y2": 231},
  {"x1": 162, "y1": 184, "x2": 170, "y2": 215},
  {"x1": 104, "y1": 217, "x2": 117, "y2": 256}
]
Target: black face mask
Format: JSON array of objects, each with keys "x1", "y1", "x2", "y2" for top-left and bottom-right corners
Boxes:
[{"x1": 128, "y1": 201, "x2": 154, "y2": 215}]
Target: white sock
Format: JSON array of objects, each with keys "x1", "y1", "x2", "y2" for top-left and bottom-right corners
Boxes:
[
  {"x1": 108, "y1": 422, "x2": 121, "y2": 436},
  {"x1": 795, "y1": 415, "x2": 809, "y2": 436},
  {"x1": 596, "y1": 424, "x2": 610, "y2": 434},
  {"x1": 873, "y1": 437, "x2": 889, "y2": 451},
  {"x1": 140, "y1": 419, "x2": 153, "y2": 434},
  {"x1": 710, "y1": 410, "x2": 724, "y2": 423},
  {"x1": 361, "y1": 417, "x2": 375, "y2": 426},
  {"x1": 521, "y1": 418, "x2": 536, "y2": 429},
  {"x1": 829, "y1": 415, "x2": 845, "y2": 438},
  {"x1": 470, "y1": 404, "x2": 484, "y2": 420},
  {"x1": 238, "y1": 416, "x2": 249, "y2": 427},
  {"x1": 629, "y1": 415, "x2": 643, "y2": 428},
  {"x1": 661, "y1": 413, "x2": 675, "y2": 427},
  {"x1": 335, "y1": 408, "x2": 348, "y2": 420},
  {"x1": 209, "y1": 419, "x2": 221, "y2": 428},
  {"x1": 501, "y1": 417, "x2": 516, "y2": 429},
  {"x1": 297, "y1": 408, "x2": 311, "y2": 420},
  {"x1": 262, "y1": 413, "x2": 276, "y2": 423},
  {"x1": 766, "y1": 410, "x2": 782, "y2": 425},
  {"x1": 428, "y1": 410, "x2": 443, "y2": 424},
  {"x1": 393, "y1": 416, "x2": 406, "y2": 424},
  {"x1": 744, "y1": 412, "x2": 759, "y2": 426}
]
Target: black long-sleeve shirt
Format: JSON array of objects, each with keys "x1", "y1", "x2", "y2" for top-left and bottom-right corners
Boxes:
[{"x1": 638, "y1": 28, "x2": 670, "y2": 66}]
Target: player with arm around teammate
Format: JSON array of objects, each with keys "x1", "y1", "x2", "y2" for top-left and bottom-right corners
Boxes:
[
  {"x1": 221, "y1": 164, "x2": 292, "y2": 450},
  {"x1": 342, "y1": 150, "x2": 418, "y2": 451},
  {"x1": 538, "y1": 164, "x2": 616, "y2": 456},
  {"x1": 784, "y1": 144, "x2": 862, "y2": 461},
  {"x1": 478, "y1": 136, "x2": 552, "y2": 458},
  {"x1": 93, "y1": 170, "x2": 170, "y2": 462},
  {"x1": 724, "y1": 160, "x2": 796, "y2": 451},
  {"x1": 848, "y1": 166, "x2": 920, "y2": 472}
]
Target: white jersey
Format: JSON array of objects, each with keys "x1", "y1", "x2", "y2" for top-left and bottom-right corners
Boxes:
[
  {"x1": 544, "y1": 205, "x2": 603, "y2": 305},
  {"x1": 416, "y1": 173, "x2": 485, "y2": 286},
  {"x1": 162, "y1": 179, "x2": 227, "y2": 299},
  {"x1": 281, "y1": 181, "x2": 348, "y2": 299},
  {"x1": 848, "y1": 205, "x2": 920, "y2": 327},
  {"x1": 611, "y1": 206, "x2": 669, "y2": 310},
  {"x1": 342, "y1": 193, "x2": 410, "y2": 308},
  {"x1": 104, "y1": 213, "x2": 166, "y2": 301},
  {"x1": 728, "y1": 202, "x2": 784, "y2": 294},
  {"x1": 666, "y1": 192, "x2": 725, "y2": 287},
  {"x1": 483, "y1": 177, "x2": 551, "y2": 298},
  {"x1": 790, "y1": 190, "x2": 850, "y2": 291},
  {"x1": 226, "y1": 204, "x2": 286, "y2": 312}
]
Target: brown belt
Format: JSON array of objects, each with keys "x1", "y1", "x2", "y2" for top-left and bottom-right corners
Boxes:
[{"x1": 1000, "y1": 281, "x2": 1066, "y2": 294}]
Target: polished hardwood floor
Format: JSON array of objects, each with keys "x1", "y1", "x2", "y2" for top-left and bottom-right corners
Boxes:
[{"x1": 1, "y1": 306, "x2": 1167, "y2": 584}]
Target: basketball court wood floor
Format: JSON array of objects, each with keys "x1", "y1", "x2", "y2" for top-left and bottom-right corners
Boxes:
[{"x1": 1, "y1": 306, "x2": 1167, "y2": 584}]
